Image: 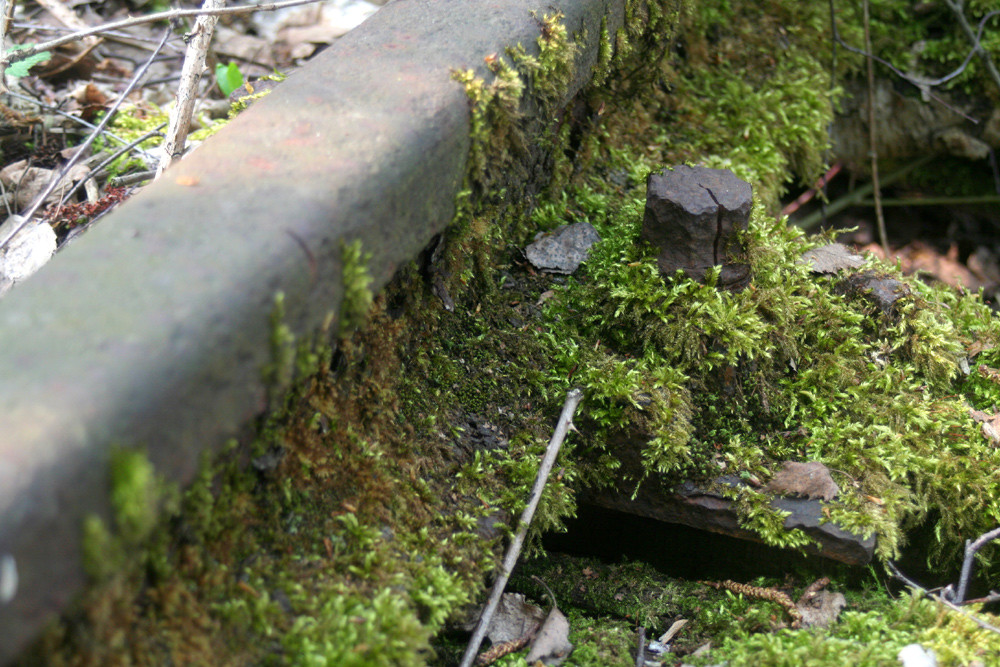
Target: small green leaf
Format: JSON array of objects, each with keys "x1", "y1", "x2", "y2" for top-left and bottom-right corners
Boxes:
[
  {"x1": 215, "y1": 62, "x2": 244, "y2": 97},
  {"x1": 5, "y1": 46, "x2": 51, "y2": 78}
]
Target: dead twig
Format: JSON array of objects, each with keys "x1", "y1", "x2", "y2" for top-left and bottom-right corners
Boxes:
[
  {"x1": 888, "y1": 561, "x2": 1000, "y2": 635},
  {"x1": 634, "y1": 626, "x2": 645, "y2": 667},
  {"x1": 1, "y1": 0, "x2": 325, "y2": 73},
  {"x1": 459, "y1": 388, "x2": 584, "y2": 667},
  {"x1": 780, "y1": 162, "x2": 841, "y2": 219},
  {"x1": 953, "y1": 525, "x2": 1000, "y2": 604},
  {"x1": 943, "y1": 0, "x2": 1000, "y2": 93},
  {"x1": 862, "y1": 0, "x2": 888, "y2": 256},
  {"x1": 59, "y1": 122, "x2": 167, "y2": 207},
  {"x1": 0, "y1": 28, "x2": 170, "y2": 252},
  {"x1": 828, "y1": 0, "x2": 999, "y2": 120},
  {"x1": 2, "y1": 90, "x2": 146, "y2": 154},
  {"x1": 0, "y1": 0, "x2": 12, "y2": 92},
  {"x1": 797, "y1": 155, "x2": 934, "y2": 230},
  {"x1": 156, "y1": 0, "x2": 224, "y2": 175}
]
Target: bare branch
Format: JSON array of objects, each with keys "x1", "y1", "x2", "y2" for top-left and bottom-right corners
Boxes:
[
  {"x1": 0, "y1": 28, "x2": 170, "y2": 252},
  {"x1": 862, "y1": 0, "x2": 888, "y2": 256},
  {"x1": 0, "y1": 0, "x2": 324, "y2": 72},
  {"x1": 3, "y1": 90, "x2": 153, "y2": 158},
  {"x1": 459, "y1": 388, "x2": 584, "y2": 667},
  {"x1": 828, "y1": 0, "x2": 1000, "y2": 119},
  {"x1": 954, "y1": 525, "x2": 1000, "y2": 604},
  {"x1": 888, "y1": 561, "x2": 1000, "y2": 635},
  {"x1": 156, "y1": 0, "x2": 224, "y2": 175},
  {"x1": 943, "y1": 0, "x2": 1000, "y2": 93},
  {"x1": 0, "y1": 0, "x2": 13, "y2": 93}
]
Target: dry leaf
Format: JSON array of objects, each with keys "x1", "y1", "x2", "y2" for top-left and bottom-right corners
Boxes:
[
  {"x1": 796, "y1": 590, "x2": 846, "y2": 628},
  {"x1": 763, "y1": 461, "x2": 839, "y2": 501},
  {"x1": 798, "y1": 243, "x2": 865, "y2": 274},
  {"x1": 525, "y1": 607, "x2": 573, "y2": 665},
  {"x1": 970, "y1": 408, "x2": 1000, "y2": 446},
  {"x1": 461, "y1": 593, "x2": 545, "y2": 645}
]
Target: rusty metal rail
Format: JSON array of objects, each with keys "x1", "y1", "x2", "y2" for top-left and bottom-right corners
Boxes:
[{"x1": 0, "y1": 0, "x2": 622, "y2": 658}]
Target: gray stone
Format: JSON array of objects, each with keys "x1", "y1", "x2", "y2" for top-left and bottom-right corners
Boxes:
[
  {"x1": 642, "y1": 166, "x2": 752, "y2": 289},
  {"x1": 525, "y1": 222, "x2": 601, "y2": 274}
]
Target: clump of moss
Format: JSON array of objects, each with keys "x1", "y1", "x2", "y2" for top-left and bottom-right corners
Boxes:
[
  {"x1": 81, "y1": 448, "x2": 178, "y2": 582},
  {"x1": 531, "y1": 176, "x2": 1000, "y2": 567},
  {"x1": 687, "y1": 591, "x2": 1000, "y2": 667}
]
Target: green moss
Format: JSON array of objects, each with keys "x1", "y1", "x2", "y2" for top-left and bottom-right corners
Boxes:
[
  {"x1": 339, "y1": 239, "x2": 374, "y2": 336},
  {"x1": 687, "y1": 592, "x2": 1000, "y2": 666},
  {"x1": 94, "y1": 103, "x2": 169, "y2": 177},
  {"x1": 81, "y1": 448, "x2": 177, "y2": 582},
  {"x1": 529, "y1": 180, "x2": 1000, "y2": 565},
  {"x1": 31, "y1": 1, "x2": 1000, "y2": 664}
]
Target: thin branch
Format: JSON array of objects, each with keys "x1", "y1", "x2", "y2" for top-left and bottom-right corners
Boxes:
[
  {"x1": 0, "y1": 28, "x2": 170, "y2": 251},
  {"x1": 780, "y1": 162, "x2": 842, "y2": 218},
  {"x1": 58, "y1": 122, "x2": 167, "y2": 207},
  {"x1": 634, "y1": 626, "x2": 646, "y2": 667},
  {"x1": 862, "y1": 0, "x2": 888, "y2": 256},
  {"x1": 156, "y1": 0, "x2": 224, "y2": 175},
  {"x1": 108, "y1": 170, "x2": 156, "y2": 188},
  {"x1": 797, "y1": 155, "x2": 934, "y2": 230},
  {"x1": 954, "y1": 525, "x2": 1000, "y2": 604},
  {"x1": 0, "y1": 0, "x2": 13, "y2": 93},
  {"x1": 888, "y1": 561, "x2": 1000, "y2": 635},
  {"x1": 828, "y1": 0, "x2": 999, "y2": 121},
  {"x1": 943, "y1": 0, "x2": 1000, "y2": 93},
  {"x1": 3, "y1": 90, "x2": 151, "y2": 156},
  {"x1": 1, "y1": 0, "x2": 324, "y2": 71},
  {"x1": 459, "y1": 388, "x2": 584, "y2": 667},
  {"x1": 857, "y1": 194, "x2": 1000, "y2": 207}
]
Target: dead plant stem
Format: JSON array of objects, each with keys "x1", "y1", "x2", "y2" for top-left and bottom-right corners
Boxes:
[
  {"x1": 954, "y1": 525, "x2": 1000, "y2": 604},
  {"x1": 459, "y1": 388, "x2": 584, "y2": 667},
  {"x1": 888, "y1": 561, "x2": 1000, "y2": 635},
  {"x1": 862, "y1": 0, "x2": 888, "y2": 257},
  {"x1": 156, "y1": 0, "x2": 224, "y2": 175},
  {"x1": 0, "y1": 0, "x2": 12, "y2": 93}
]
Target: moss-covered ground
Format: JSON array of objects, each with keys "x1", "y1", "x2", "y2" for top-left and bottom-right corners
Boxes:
[{"x1": 21, "y1": 0, "x2": 1000, "y2": 665}]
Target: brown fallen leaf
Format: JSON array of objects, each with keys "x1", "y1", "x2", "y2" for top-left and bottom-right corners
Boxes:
[
  {"x1": 970, "y1": 408, "x2": 1000, "y2": 446},
  {"x1": 525, "y1": 606, "x2": 573, "y2": 665},
  {"x1": 763, "y1": 461, "x2": 839, "y2": 501}
]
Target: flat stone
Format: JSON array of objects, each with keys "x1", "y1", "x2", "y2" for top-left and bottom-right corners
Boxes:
[
  {"x1": 583, "y1": 474, "x2": 875, "y2": 565},
  {"x1": 641, "y1": 166, "x2": 752, "y2": 288},
  {"x1": 525, "y1": 222, "x2": 601, "y2": 274}
]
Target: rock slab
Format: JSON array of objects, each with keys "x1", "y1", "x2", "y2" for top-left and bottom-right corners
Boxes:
[{"x1": 642, "y1": 166, "x2": 752, "y2": 289}]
